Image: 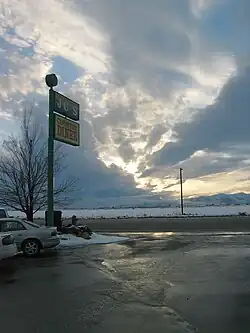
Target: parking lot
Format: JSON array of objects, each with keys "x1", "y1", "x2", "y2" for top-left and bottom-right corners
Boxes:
[{"x1": 1, "y1": 232, "x2": 250, "y2": 333}]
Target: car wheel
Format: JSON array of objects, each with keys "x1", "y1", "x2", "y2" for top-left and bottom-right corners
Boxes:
[{"x1": 22, "y1": 239, "x2": 41, "y2": 257}]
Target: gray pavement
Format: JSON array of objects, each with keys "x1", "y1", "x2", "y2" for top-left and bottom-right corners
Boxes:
[
  {"x1": 84, "y1": 215, "x2": 250, "y2": 232},
  {"x1": 1, "y1": 233, "x2": 250, "y2": 332}
]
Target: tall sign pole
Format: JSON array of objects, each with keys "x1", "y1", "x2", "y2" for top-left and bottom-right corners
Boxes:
[
  {"x1": 47, "y1": 88, "x2": 55, "y2": 227},
  {"x1": 45, "y1": 73, "x2": 80, "y2": 227},
  {"x1": 180, "y1": 167, "x2": 184, "y2": 215},
  {"x1": 45, "y1": 74, "x2": 58, "y2": 227}
]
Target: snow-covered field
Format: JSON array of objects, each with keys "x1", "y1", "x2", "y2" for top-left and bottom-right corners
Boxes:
[
  {"x1": 58, "y1": 233, "x2": 129, "y2": 248},
  {"x1": 8, "y1": 205, "x2": 250, "y2": 219}
]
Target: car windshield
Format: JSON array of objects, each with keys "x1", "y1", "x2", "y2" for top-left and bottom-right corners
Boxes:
[{"x1": 24, "y1": 221, "x2": 40, "y2": 228}]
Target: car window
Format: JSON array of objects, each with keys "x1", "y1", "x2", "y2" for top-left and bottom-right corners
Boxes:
[{"x1": 2, "y1": 221, "x2": 26, "y2": 232}]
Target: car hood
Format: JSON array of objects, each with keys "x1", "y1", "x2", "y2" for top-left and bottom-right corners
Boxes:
[{"x1": 39, "y1": 226, "x2": 57, "y2": 231}]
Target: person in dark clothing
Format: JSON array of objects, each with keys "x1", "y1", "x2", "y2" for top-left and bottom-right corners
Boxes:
[
  {"x1": 72, "y1": 215, "x2": 78, "y2": 225},
  {"x1": 62, "y1": 215, "x2": 93, "y2": 238}
]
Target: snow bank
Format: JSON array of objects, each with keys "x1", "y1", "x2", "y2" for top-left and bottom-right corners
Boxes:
[
  {"x1": 58, "y1": 233, "x2": 129, "y2": 248},
  {"x1": 9, "y1": 205, "x2": 250, "y2": 220}
]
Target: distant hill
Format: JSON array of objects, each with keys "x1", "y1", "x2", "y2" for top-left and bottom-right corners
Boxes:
[
  {"x1": 187, "y1": 193, "x2": 250, "y2": 206},
  {"x1": 68, "y1": 192, "x2": 250, "y2": 209}
]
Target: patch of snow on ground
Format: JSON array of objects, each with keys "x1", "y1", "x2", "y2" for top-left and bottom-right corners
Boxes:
[
  {"x1": 58, "y1": 233, "x2": 129, "y2": 248},
  {"x1": 9, "y1": 205, "x2": 250, "y2": 219}
]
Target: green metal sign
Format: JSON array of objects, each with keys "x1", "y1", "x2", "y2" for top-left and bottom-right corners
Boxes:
[
  {"x1": 53, "y1": 113, "x2": 80, "y2": 146},
  {"x1": 54, "y1": 91, "x2": 79, "y2": 121}
]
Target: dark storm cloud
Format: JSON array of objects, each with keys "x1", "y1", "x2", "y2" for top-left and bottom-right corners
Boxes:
[
  {"x1": 56, "y1": 146, "x2": 143, "y2": 201},
  {"x1": 177, "y1": 150, "x2": 249, "y2": 179},
  {"x1": 73, "y1": 0, "x2": 194, "y2": 97},
  {"x1": 27, "y1": 100, "x2": 147, "y2": 206},
  {"x1": 151, "y1": 66, "x2": 250, "y2": 168},
  {"x1": 145, "y1": 124, "x2": 167, "y2": 151}
]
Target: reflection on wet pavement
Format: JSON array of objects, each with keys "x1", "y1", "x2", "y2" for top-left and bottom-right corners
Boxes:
[
  {"x1": 85, "y1": 233, "x2": 250, "y2": 332},
  {"x1": 1, "y1": 233, "x2": 250, "y2": 332}
]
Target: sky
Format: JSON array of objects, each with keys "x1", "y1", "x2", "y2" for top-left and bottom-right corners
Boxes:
[{"x1": 0, "y1": 0, "x2": 250, "y2": 207}]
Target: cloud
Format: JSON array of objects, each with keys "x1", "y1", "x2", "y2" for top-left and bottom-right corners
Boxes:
[
  {"x1": 0, "y1": 0, "x2": 109, "y2": 71},
  {"x1": 139, "y1": 65, "x2": 250, "y2": 196},
  {"x1": 0, "y1": 48, "x2": 51, "y2": 97},
  {"x1": 151, "y1": 66, "x2": 250, "y2": 167},
  {"x1": 79, "y1": 0, "x2": 230, "y2": 96},
  {"x1": 169, "y1": 166, "x2": 250, "y2": 198},
  {"x1": 69, "y1": 0, "x2": 237, "y2": 181},
  {"x1": 0, "y1": 0, "x2": 250, "y2": 203},
  {"x1": 29, "y1": 102, "x2": 150, "y2": 207}
]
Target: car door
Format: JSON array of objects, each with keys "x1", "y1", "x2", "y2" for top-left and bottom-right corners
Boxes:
[{"x1": 1, "y1": 220, "x2": 26, "y2": 247}]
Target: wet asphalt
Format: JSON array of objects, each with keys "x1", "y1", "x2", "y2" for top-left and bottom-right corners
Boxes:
[
  {"x1": 83, "y1": 216, "x2": 250, "y2": 232},
  {"x1": 1, "y1": 232, "x2": 250, "y2": 332}
]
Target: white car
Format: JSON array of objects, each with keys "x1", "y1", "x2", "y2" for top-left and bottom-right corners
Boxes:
[
  {"x1": 0, "y1": 232, "x2": 18, "y2": 260},
  {"x1": 0, "y1": 218, "x2": 60, "y2": 257}
]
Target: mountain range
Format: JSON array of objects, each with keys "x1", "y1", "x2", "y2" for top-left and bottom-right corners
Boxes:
[
  {"x1": 70, "y1": 192, "x2": 250, "y2": 209},
  {"x1": 186, "y1": 193, "x2": 250, "y2": 207}
]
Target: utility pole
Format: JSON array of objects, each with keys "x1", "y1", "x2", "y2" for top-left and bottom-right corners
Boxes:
[
  {"x1": 180, "y1": 167, "x2": 184, "y2": 215},
  {"x1": 45, "y1": 74, "x2": 58, "y2": 227}
]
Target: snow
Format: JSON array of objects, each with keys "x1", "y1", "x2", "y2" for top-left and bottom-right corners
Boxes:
[
  {"x1": 8, "y1": 205, "x2": 250, "y2": 219},
  {"x1": 0, "y1": 233, "x2": 18, "y2": 260},
  {"x1": 58, "y1": 233, "x2": 129, "y2": 248}
]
